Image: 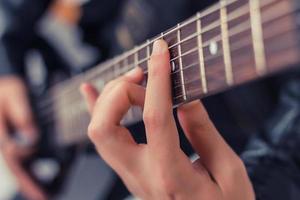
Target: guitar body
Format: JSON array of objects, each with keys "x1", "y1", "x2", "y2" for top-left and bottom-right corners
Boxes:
[
  {"x1": 21, "y1": 71, "x2": 76, "y2": 197},
  {"x1": 22, "y1": 70, "x2": 115, "y2": 200}
]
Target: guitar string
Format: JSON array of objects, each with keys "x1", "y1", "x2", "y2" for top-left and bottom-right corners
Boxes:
[
  {"x1": 36, "y1": 4, "x2": 296, "y2": 125},
  {"x1": 40, "y1": 37, "x2": 299, "y2": 145},
  {"x1": 40, "y1": 0, "x2": 292, "y2": 112},
  {"x1": 34, "y1": 0, "x2": 294, "y2": 128},
  {"x1": 55, "y1": 4, "x2": 299, "y2": 143},
  {"x1": 39, "y1": 0, "x2": 282, "y2": 115},
  {"x1": 37, "y1": 23, "x2": 299, "y2": 126},
  {"x1": 43, "y1": 36, "x2": 299, "y2": 145},
  {"x1": 43, "y1": 0, "x2": 242, "y2": 92},
  {"x1": 62, "y1": 0, "x2": 276, "y2": 90},
  {"x1": 36, "y1": 0, "x2": 278, "y2": 109},
  {"x1": 53, "y1": 21, "x2": 299, "y2": 143}
]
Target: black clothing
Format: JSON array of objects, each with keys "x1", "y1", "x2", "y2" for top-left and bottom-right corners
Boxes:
[{"x1": 242, "y1": 75, "x2": 300, "y2": 200}]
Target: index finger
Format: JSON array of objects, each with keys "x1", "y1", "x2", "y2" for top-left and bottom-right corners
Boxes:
[
  {"x1": 143, "y1": 40, "x2": 180, "y2": 154},
  {"x1": 87, "y1": 68, "x2": 145, "y2": 170}
]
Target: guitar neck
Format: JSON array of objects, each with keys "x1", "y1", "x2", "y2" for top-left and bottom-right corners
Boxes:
[{"x1": 45, "y1": 0, "x2": 300, "y2": 146}]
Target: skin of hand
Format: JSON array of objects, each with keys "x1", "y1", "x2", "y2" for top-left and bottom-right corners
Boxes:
[
  {"x1": 51, "y1": 0, "x2": 82, "y2": 25},
  {"x1": 0, "y1": 76, "x2": 46, "y2": 200},
  {"x1": 80, "y1": 40, "x2": 255, "y2": 200}
]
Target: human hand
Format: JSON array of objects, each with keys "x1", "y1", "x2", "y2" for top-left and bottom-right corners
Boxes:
[
  {"x1": 0, "y1": 76, "x2": 46, "y2": 200},
  {"x1": 51, "y1": 0, "x2": 81, "y2": 25},
  {"x1": 81, "y1": 40, "x2": 255, "y2": 199}
]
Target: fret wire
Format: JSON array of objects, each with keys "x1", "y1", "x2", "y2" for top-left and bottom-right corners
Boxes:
[
  {"x1": 143, "y1": 12, "x2": 265, "y2": 76},
  {"x1": 154, "y1": 22, "x2": 298, "y2": 87},
  {"x1": 146, "y1": 39, "x2": 151, "y2": 60},
  {"x1": 164, "y1": 0, "x2": 237, "y2": 37},
  {"x1": 177, "y1": 31, "x2": 299, "y2": 92},
  {"x1": 114, "y1": 58, "x2": 121, "y2": 78},
  {"x1": 45, "y1": 1, "x2": 284, "y2": 111},
  {"x1": 40, "y1": 0, "x2": 280, "y2": 109},
  {"x1": 172, "y1": 36, "x2": 254, "y2": 90},
  {"x1": 82, "y1": 0, "x2": 268, "y2": 83},
  {"x1": 250, "y1": 0, "x2": 267, "y2": 75},
  {"x1": 39, "y1": 34, "x2": 298, "y2": 132},
  {"x1": 196, "y1": 12, "x2": 207, "y2": 93},
  {"x1": 84, "y1": 0, "x2": 275, "y2": 82},
  {"x1": 84, "y1": 0, "x2": 259, "y2": 82},
  {"x1": 123, "y1": 52, "x2": 129, "y2": 71},
  {"x1": 220, "y1": 0, "x2": 234, "y2": 85},
  {"x1": 47, "y1": 0, "x2": 276, "y2": 100},
  {"x1": 82, "y1": 0, "x2": 243, "y2": 79},
  {"x1": 165, "y1": 2, "x2": 248, "y2": 51},
  {"x1": 134, "y1": 18, "x2": 254, "y2": 75},
  {"x1": 97, "y1": 0, "x2": 271, "y2": 69},
  {"x1": 44, "y1": 1, "x2": 282, "y2": 113},
  {"x1": 38, "y1": 29, "x2": 294, "y2": 125},
  {"x1": 36, "y1": 0, "x2": 295, "y2": 141},
  {"x1": 177, "y1": 24, "x2": 187, "y2": 101},
  {"x1": 134, "y1": 46, "x2": 138, "y2": 68}
]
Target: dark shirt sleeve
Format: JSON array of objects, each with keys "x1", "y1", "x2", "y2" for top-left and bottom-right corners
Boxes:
[
  {"x1": 0, "y1": 0, "x2": 52, "y2": 76},
  {"x1": 241, "y1": 75, "x2": 300, "y2": 200}
]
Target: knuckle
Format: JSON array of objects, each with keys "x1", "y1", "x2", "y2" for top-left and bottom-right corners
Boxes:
[
  {"x1": 218, "y1": 156, "x2": 252, "y2": 195},
  {"x1": 229, "y1": 156, "x2": 246, "y2": 174},
  {"x1": 147, "y1": 59, "x2": 160, "y2": 77},
  {"x1": 157, "y1": 174, "x2": 177, "y2": 195},
  {"x1": 106, "y1": 80, "x2": 115, "y2": 89},
  {"x1": 103, "y1": 80, "x2": 117, "y2": 92},
  {"x1": 143, "y1": 109, "x2": 169, "y2": 130},
  {"x1": 102, "y1": 80, "x2": 130, "y2": 99},
  {"x1": 104, "y1": 78, "x2": 125, "y2": 90},
  {"x1": 223, "y1": 156, "x2": 248, "y2": 182},
  {"x1": 87, "y1": 123, "x2": 109, "y2": 142},
  {"x1": 105, "y1": 80, "x2": 130, "y2": 96},
  {"x1": 87, "y1": 124, "x2": 99, "y2": 141},
  {"x1": 114, "y1": 81, "x2": 130, "y2": 92}
]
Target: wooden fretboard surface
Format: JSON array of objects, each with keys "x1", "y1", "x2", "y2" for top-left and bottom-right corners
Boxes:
[{"x1": 37, "y1": 0, "x2": 300, "y2": 146}]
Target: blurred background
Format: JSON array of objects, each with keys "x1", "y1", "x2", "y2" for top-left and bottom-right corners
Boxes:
[{"x1": 0, "y1": 0, "x2": 299, "y2": 200}]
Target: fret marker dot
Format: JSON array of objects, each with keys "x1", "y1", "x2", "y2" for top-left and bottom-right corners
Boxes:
[
  {"x1": 171, "y1": 61, "x2": 176, "y2": 72},
  {"x1": 209, "y1": 41, "x2": 218, "y2": 55}
]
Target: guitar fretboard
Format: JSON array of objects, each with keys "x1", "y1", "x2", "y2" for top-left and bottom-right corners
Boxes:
[{"x1": 39, "y1": 0, "x2": 300, "y2": 146}]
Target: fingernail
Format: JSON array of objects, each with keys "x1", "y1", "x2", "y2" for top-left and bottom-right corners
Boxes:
[
  {"x1": 152, "y1": 40, "x2": 168, "y2": 55},
  {"x1": 125, "y1": 67, "x2": 140, "y2": 77}
]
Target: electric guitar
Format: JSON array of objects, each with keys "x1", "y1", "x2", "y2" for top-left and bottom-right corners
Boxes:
[{"x1": 25, "y1": 0, "x2": 300, "y2": 198}]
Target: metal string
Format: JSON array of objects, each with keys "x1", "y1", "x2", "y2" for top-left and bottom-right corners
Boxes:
[
  {"x1": 38, "y1": 22, "x2": 299, "y2": 126},
  {"x1": 38, "y1": 0, "x2": 275, "y2": 105},
  {"x1": 34, "y1": 1, "x2": 286, "y2": 122}
]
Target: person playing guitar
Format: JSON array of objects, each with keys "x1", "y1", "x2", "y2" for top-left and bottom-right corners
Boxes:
[{"x1": 1, "y1": 0, "x2": 300, "y2": 199}]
